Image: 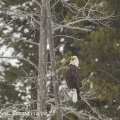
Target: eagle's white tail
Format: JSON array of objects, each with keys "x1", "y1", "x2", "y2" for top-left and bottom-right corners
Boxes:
[{"x1": 70, "y1": 89, "x2": 78, "y2": 102}]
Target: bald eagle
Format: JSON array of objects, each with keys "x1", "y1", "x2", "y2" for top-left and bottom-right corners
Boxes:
[{"x1": 65, "y1": 56, "x2": 82, "y2": 102}]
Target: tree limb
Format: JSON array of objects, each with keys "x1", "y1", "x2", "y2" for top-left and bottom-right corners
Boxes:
[
  {"x1": 54, "y1": 35, "x2": 82, "y2": 41},
  {"x1": 3, "y1": 37, "x2": 39, "y2": 46},
  {"x1": 98, "y1": 69, "x2": 120, "y2": 84},
  {"x1": 0, "y1": 56, "x2": 39, "y2": 71}
]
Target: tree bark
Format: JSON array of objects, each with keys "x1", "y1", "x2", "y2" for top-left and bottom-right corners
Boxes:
[
  {"x1": 46, "y1": 1, "x2": 63, "y2": 120},
  {"x1": 37, "y1": 0, "x2": 47, "y2": 120},
  {"x1": 37, "y1": 1, "x2": 63, "y2": 120}
]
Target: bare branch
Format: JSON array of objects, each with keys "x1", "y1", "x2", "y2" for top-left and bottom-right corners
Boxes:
[
  {"x1": 54, "y1": 35, "x2": 82, "y2": 41},
  {"x1": 0, "y1": 56, "x2": 39, "y2": 71},
  {"x1": 99, "y1": 69, "x2": 120, "y2": 84},
  {"x1": 54, "y1": 0, "x2": 113, "y2": 32},
  {"x1": 34, "y1": 0, "x2": 42, "y2": 8},
  {"x1": 82, "y1": 98, "x2": 108, "y2": 120},
  {"x1": 52, "y1": 0, "x2": 60, "y2": 8},
  {"x1": 2, "y1": 37, "x2": 39, "y2": 46}
]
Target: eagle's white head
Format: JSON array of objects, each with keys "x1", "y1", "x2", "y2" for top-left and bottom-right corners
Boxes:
[{"x1": 69, "y1": 56, "x2": 79, "y2": 67}]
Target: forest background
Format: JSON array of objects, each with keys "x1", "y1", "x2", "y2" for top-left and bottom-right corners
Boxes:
[{"x1": 0, "y1": 0, "x2": 120, "y2": 120}]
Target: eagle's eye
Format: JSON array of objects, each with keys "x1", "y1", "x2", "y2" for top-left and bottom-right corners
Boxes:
[
  {"x1": 70, "y1": 59, "x2": 73, "y2": 61},
  {"x1": 71, "y1": 58, "x2": 75, "y2": 60}
]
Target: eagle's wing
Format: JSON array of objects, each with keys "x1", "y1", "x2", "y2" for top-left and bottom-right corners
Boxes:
[
  {"x1": 73, "y1": 65, "x2": 82, "y2": 88},
  {"x1": 65, "y1": 65, "x2": 72, "y2": 89},
  {"x1": 65, "y1": 64, "x2": 82, "y2": 89}
]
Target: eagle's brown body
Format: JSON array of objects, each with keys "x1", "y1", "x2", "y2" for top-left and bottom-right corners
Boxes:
[{"x1": 66, "y1": 64, "x2": 82, "y2": 100}]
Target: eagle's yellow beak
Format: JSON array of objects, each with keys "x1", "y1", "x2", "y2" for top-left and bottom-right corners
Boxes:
[{"x1": 70, "y1": 56, "x2": 75, "y2": 61}]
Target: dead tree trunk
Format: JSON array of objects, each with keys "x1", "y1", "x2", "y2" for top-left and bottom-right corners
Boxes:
[
  {"x1": 37, "y1": 1, "x2": 63, "y2": 120},
  {"x1": 37, "y1": 0, "x2": 47, "y2": 120},
  {"x1": 46, "y1": 1, "x2": 63, "y2": 120}
]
